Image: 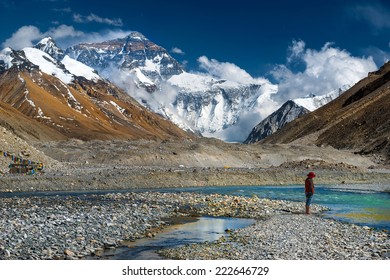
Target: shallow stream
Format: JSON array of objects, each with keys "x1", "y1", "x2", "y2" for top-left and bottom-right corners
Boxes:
[{"x1": 100, "y1": 216, "x2": 254, "y2": 259}]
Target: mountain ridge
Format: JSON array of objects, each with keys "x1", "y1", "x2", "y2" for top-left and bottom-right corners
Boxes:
[
  {"x1": 261, "y1": 61, "x2": 390, "y2": 163},
  {"x1": 0, "y1": 43, "x2": 192, "y2": 142},
  {"x1": 244, "y1": 86, "x2": 348, "y2": 144}
]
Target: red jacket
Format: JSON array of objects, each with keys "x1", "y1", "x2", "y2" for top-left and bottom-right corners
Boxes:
[{"x1": 305, "y1": 178, "x2": 314, "y2": 194}]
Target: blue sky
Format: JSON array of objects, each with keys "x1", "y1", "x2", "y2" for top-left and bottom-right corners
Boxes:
[{"x1": 1, "y1": 0, "x2": 390, "y2": 83}]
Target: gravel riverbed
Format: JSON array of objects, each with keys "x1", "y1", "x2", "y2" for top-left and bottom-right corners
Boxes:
[
  {"x1": 0, "y1": 191, "x2": 388, "y2": 260},
  {"x1": 161, "y1": 214, "x2": 390, "y2": 260}
]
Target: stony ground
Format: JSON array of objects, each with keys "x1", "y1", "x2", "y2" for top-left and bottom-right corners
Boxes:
[
  {"x1": 161, "y1": 214, "x2": 390, "y2": 260},
  {"x1": 0, "y1": 138, "x2": 389, "y2": 260},
  {"x1": 0, "y1": 191, "x2": 328, "y2": 260},
  {"x1": 1, "y1": 138, "x2": 389, "y2": 193},
  {"x1": 0, "y1": 191, "x2": 388, "y2": 260}
]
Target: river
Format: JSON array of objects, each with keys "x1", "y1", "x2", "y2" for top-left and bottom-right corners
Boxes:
[
  {"x1": 2, "y1": 184, "x2": 389, "y2": 231},
  {"x1": 157, "y1": 184, "x2": 390, "y2": 232}
]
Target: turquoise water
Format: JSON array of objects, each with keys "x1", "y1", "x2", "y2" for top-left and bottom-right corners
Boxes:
[
  {"x1": 163, "y1": 185, "x2": 390, "y2": 231},
  {"x1": 1, "y1": 184, "x2": 389, "y2": 231}
]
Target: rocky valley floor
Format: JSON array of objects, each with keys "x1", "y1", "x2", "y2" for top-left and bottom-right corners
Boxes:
[
  {"x1": 0, "y1": 138, "x2": 389, "y2": 260},
  {"x1": 1, "y1": 138, "x2": 390, "y2": 193},
  {"x1": 1, "y1": 191, "x2": 388, "y2": 260}
]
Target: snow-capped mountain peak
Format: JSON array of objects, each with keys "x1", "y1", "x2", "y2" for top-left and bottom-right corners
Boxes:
[
  {"x1": 22, "y1": 47, "x2": 73, "y2": 83},
  {"x1": 34, "y1": 37, "x2": 65, "y2": 61},
  {"x1": 65, "y1": 31, "x2": 184, "y2": 82},
  {"x1": 127, "y1": 31, "x2": 148, "y2": 41},
  {"x1": 0, "y1": 41, "x2": 103, "y2": 84},
  {"x1": 244, "y1": 86, "x2": 350, "y2": 143},
  {"x1": 294, "y1": 85, "x2": 349, "y2": 111}
]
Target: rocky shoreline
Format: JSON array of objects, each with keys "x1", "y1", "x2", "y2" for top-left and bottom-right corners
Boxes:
[
  {"x1": 161, "y1": 214, "x2": 390, "y2": 260},
  {"x1": 0, "y1": 190, "x2": 389, "y2": 260}
]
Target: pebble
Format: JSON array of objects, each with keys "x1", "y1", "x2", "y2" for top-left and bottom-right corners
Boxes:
[
  {"x1": 0, "y1": 192, "x2": 388, "y2": 260},
  {"x1": 161, "y1": 214, "x2": 390, "y2": 260}
]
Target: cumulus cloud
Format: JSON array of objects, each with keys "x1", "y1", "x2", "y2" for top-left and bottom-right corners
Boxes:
[
  {"x1": 2, "y1": 26, "x2": 44, "y2": 49},
  {"x1": 1, "y1": 24, "x2": 132, "y2": 49},
  {"x1": 1, "y1": 25, "x2": 86, "y2": 49},
  {"x1": 47, "y1": 24, "x2": 85, "y2": 39},
  {"x1": 171, "y1": 47, "x2": 185, "y2": 55},
  {"x1": 73, "y1": 13, "x2": 123, "y2": 27},
  {"x1": 271, "y1": 40, "x2": 377, "y2": 102},
  {"x1": 197, "y1": 56, "x2": 269, "y2": 85}
]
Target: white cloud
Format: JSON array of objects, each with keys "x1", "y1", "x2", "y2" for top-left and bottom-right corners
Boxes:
[
  {"x1": 171, "y1": 47, "x2": 185, "y2": 55},
  {"x1": 73, "y1": 13, "x2": 123, "y2": 27},
  {"x1": 1, "y1": 24, "x2": 133, "y2": 50},
  {"x1": 197, "y1": 56, "x2": 269, "y2": 85},
  {"x1": 2, "y1": 26, "x2": 43, "y2": 49},
  {"x1": 47, "y1": 24, "x2": 85, "y2": 39},
  {"x1": 271, "y1": 40, "x2": 378, "y2": 102},
  {"x1": 1, "y1": 25, "x2": 85, "y2": 49},
  {"x1": 287, "y1": 39, "x2": 305, "y2": 63}
]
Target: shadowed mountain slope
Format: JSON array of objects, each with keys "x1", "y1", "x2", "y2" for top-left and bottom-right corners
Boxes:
[{"x1": 261, "y1": 61, "x2": 390, "y2": 163}]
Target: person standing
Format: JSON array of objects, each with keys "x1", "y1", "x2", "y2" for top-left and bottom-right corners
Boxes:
[{"x1": 305, "y1": 172, "x2": 316, "y2": 214}]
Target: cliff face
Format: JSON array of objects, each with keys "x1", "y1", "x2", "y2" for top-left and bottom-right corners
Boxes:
[
  {"x1": 65, "y1": 32, "x2": 184, "y2": 81},
  {"x1": 245, "y1": 100, "x2": 310, "y2": 144},
  {"x1": 245, "y1": 86, "x2": 346, "y2": 144}
]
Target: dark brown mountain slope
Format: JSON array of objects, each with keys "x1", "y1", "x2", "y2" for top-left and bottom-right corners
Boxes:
[
  {"x1": 261, "y1": 61, "x2": 390, "y2": 163},
  {"x1": 0, "y1": 67, "x2": 192, "y2": 142}
]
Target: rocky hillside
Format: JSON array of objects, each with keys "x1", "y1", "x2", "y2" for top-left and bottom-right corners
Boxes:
[
  {"x1": 244, "y1": 100, "x2": 310, "y2": 144},
  {"x1": 244, "y1": 86, "x2": 348, "y2": 144},
  {"x1": 261, "y1": 61, "x2": 390, "y2": 163},
  {"x1": 0, "y1": 43, "x2": 191, "y2": 142}
]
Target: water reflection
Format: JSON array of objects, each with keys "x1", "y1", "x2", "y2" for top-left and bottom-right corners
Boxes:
[{"x1": 103, "y1": 216, "x2": 254, "y2": 260}]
